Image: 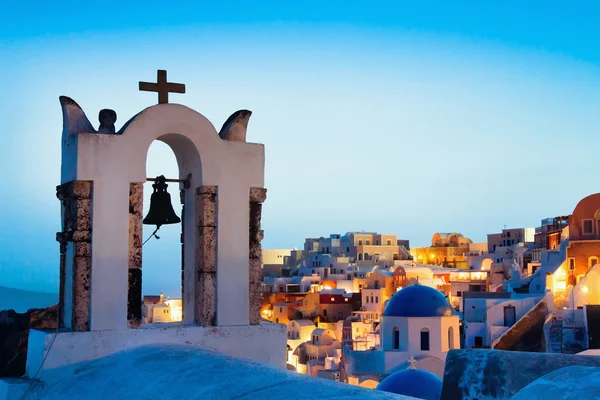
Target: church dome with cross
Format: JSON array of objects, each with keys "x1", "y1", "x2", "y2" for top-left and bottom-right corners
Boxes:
[{"x1": 383, "y1": 283, "x2": 454, "y2": 318}]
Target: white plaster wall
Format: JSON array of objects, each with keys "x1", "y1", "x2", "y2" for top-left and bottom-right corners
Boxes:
[
  {"x1": 486, "y1": 296, "x2": 541, "y2": 327},
  {"x1": 362, "y1": 289, "x2": 383, "y2": 314},
  {"x1": 62, "y1": 104, "x2": 264, "y2": 329},
  {"x1": 490, "y1": 325, "x2": 510, "y2": 343},
  {"x1": 463, "y1": 298, "x2": 488, "y2": 322},
  {"x1": 335, "y1": 280, "x2": 354, "y2": 293},
  {"x1": 380, "y1": 316, "x2": 409, "y2": 351},
  {"x1": 440, "y1": 316, "x2": 460, "y2": 352},
  {"x1": 262, "y1": 249, "x2": 292, "y2": 265},
  {"x1": 464, "y1": 322, "x2": 487, "y2": 347},
  {"x1": 26, "y1": 323, "x2": 285, "y2": 383}
]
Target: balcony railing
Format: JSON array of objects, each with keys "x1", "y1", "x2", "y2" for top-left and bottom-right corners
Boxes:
[{"x1": 570, "y1": 234, "x2": 600, "y2": 241}]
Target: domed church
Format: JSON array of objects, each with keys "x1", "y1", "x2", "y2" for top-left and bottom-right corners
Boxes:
[
  {"x1": 343, "y1": 283, "x2": 459, "y2": 384},
  {"x1": 379, "y1": 283, "x2": 459, "y2": 377}
]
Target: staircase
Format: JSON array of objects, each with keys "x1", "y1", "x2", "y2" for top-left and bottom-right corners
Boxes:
[
  {"x1": 547, "y1": 317, "x2": 563, "y2": 353},
  {"x1": 493, "y1": 296, "x2": 547, "y2": 351}
]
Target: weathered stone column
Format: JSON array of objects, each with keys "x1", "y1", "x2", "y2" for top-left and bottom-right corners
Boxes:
[
  {"x1": 249, "y1": 187, "x2": 267, "y2": 325},
  {"x1": 180, "y1": 189, "x2": 185, "y2": 315},
  {"x1": 195, "y1": 186, "x2": 218, "y2": 326},
  {"x1": 56, "y1": 180, "x2": 93, "y2": 332},
  {"x1": 127, "y1": 183, "x2": 143, "y2": 328}
]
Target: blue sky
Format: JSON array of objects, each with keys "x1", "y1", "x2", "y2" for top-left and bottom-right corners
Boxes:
[{"x1": 1, "y1": 1, "x2": 600, "y2": 296}]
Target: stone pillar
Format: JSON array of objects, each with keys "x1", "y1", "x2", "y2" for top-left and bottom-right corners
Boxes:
[
  {"x1": 249, "y1": 187, "x2": 267, "y2": 325},
  {"x1": 180, "y1": 189, "x2": 185, "y2": 317},
  {"x1": 127, "y1": 183, "x2": 143, "y2": 328},
  {"x1": 56, "y1": 180, "x2": 93, "y2": 332},
  {"x1": 195, "y1": 186, "x2": 218, "y2": 326}
]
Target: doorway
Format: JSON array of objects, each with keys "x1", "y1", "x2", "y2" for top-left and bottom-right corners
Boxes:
[{"x1": 504, "y1": 305, "x2": 516, "y2": 327}]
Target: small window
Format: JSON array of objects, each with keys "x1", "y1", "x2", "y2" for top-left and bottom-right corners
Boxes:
[
  {"x1": 323, "y1": 309, "x2": 328, "y2": 317},
  {"x1": 569, "y1": 258, "x2": 575, "y2": 270},
  {"x1": 456, "y1": 291, "x2": 462, "y2": 297},
  {"x1": 393, "y1": 327, "x2": 400, "y2": 350},
  {"x1": 420, "y1": 328, "x2": 430, "y2": 351},
  {"x1": 583, "y1": 219, "x2": 594, "y2": 235},
  {"x1": 366, "y1": 296, "x2": 369, "y2": 303},
  {"x1": 375, "y1": 296, "x2": 379, "y2": 303},
  {"x1": 589, "y1": 257, "x2": 598, "y2": 268},
  {"x1": 366, "y1": 240, "x2": 370, "y2": 245},
  {"x1": 387, "y1": 240, "x2": 392, "y2": 245},
  {"x1": 474, "y1": 336, "x2": 483, "y2": 347},
  {"x1": 358, "y1": 240, "x2": 363, "y2": 245}
]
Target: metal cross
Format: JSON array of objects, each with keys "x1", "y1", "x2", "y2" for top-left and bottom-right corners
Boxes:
[
  {"x1": 139, "y1": 70, "x2": 186, "y2": 104},
  {"x1": 407, "y1": 356, "x2": 418, "y2": 369}
]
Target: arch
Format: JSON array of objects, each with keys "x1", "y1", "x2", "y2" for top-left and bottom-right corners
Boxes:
[
  {"x1": 393, "y1": 326, "x2": 400, "y2": 350},
  {"x1": 480, "y1": 258, "x2": 493, "y2": 271},
  {"x1": 60, "y1": 99, "x2": 265, "y2": 330},
  {"x1": 364, "y1": 253, "x2": 370, "y2": 261},
  {"x1": 420, "y1": 328, "x2": 430, "y2": 351},
  {"x1": 358, "y1": 253, "x2": 363, "y2": 261},
  {"x1": 141, "y1": 141, "x2": 183, "y2": 324},
  {"x1": 448, "y1": 326, "x2": 455, "y2": 350}
]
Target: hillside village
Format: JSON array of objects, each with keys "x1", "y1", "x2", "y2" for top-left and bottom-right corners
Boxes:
[
  {"x1": 1, "y1": 67, "x2": 599, "y2": 400},
  {"x1": 247, "y1": 193, "x2": 600, "y2": 387}
]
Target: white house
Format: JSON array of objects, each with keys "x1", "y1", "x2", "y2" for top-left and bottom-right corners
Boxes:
[{"x1": 462, "y1": 292, "x2": 544, "y2": 349}]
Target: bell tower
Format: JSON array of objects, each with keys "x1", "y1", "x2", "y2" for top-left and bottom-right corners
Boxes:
[{"x1": 28, "y1": 71, "x2": 285, "y2": 380}]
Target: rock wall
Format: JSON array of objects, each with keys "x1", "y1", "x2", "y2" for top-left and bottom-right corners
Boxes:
[
  {"x1": 56, "y1": 180, "x2": 93, "y2": 331},
  {"x1": 249, "y1": 187, "x2": 266, "y2": 325},
  {"x1": 195, "y1": 186, "x2": 218, "y2": 326},
  {"x1": 127, "y1": 183, "x2": 143, "y2": 328},
  {"x1": 0, "y1": 305, "x2": 57, "y2": 378},
  {"x1": 441, "y1": 349, "x2": 600, "y2": 400}
]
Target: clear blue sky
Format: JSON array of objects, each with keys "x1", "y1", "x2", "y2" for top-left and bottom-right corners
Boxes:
[{"x1": 1, "y1": 1, "x2": 599, "y2": 296}]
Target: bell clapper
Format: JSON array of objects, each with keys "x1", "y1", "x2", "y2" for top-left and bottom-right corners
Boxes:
[{"x1": 142, "y1": 226, "x2": 161, "y2": 246}]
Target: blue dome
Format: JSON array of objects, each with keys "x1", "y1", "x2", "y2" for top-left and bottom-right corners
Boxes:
[
  {"x1": 383, "y1": 283, "x2": 453, "y2": 317},
  {"x1": 376, "y1": 369, "x2": 442, "y2": 400}
]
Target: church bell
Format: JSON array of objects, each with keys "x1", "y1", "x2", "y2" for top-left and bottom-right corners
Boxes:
[{"x1": 143, "y1": 175, "x2": 181, "y2": 228}]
